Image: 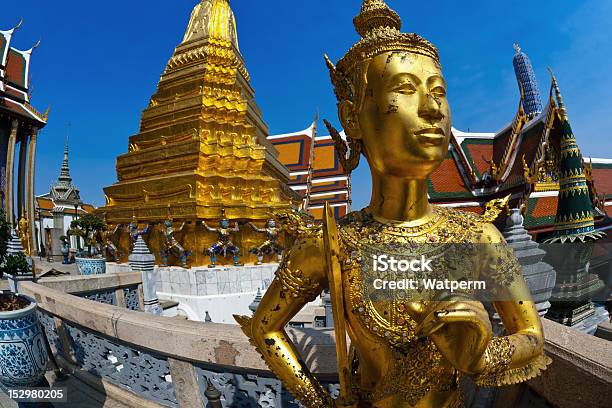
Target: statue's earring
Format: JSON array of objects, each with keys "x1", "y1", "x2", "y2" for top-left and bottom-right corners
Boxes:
[{"x1": 323, "y1": 119, "x2": 361, "y2": 174}]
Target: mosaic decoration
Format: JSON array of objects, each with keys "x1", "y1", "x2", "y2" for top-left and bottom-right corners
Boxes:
[{"x1": 75, "y1": 258, "x2": 106, "y2": 275}]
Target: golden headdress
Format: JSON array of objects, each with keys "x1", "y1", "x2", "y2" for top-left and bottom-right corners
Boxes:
[{"x1": 325, "y1": 0, "x2": 440, "y2": 104}]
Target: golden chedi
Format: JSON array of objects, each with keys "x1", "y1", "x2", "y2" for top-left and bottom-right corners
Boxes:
[
  {"x1": 236, "y1": 1, "x2": 551, "y2": 407},
  {"x1": 99, "y1": 0, "x2": 297, "y2": 265}
]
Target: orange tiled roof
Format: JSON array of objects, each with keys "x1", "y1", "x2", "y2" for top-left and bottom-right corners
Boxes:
[
  {"x1": 463, "y1": 143, "x2": 493, "y2": 176},
  {"x1": 429, "y1": 155, "x2": 471, "y2": 197},
  {"x1": 82, "y1": 204, "x2": 96, "y2": 213},
  {"x1": 36, "y1": 197, "x2": 54, "y2": 210},
  {"x1": 592, "y1": 168, "x2": 612, "y2": 197},
  {"x1": 531, "y1": 196, "x2": 558, "y2": 218}
]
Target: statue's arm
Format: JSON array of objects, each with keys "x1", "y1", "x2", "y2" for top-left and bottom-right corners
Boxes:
[
  {"x1": 474, "y1": 223, "x2": 551, "y2": 387},
  {"x1": 202, "y1": 221, "x2": 216, "y2": 232},
  {"x1": 248, "y1": 222, "x2": 265, "y2": 233},
  {"x1": 234, "y1": 234, "x2": 333, "y2": 407}
]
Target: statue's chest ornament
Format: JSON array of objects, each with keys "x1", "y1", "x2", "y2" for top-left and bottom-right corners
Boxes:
[{"x1": 338, "y1": 208, "x2": 484, "y2": 350}]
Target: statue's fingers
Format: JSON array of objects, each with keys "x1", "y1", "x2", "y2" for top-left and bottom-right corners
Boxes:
[{"x1": 434, "y1": 308, "x2": 481, "y2": 322}]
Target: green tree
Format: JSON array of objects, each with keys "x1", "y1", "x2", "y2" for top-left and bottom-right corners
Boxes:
[{"x1": 68, "y1": 213, "x2": 105, "y2": 257}]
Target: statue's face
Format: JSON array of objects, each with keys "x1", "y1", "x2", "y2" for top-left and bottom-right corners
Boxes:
[
  {"x1": 130, "y1": 222, "x2": 137, "y2": 230},
  {"x1": 348, "y1": 51, "x2": 451, "y2": 178},
  {"x1": 267, "y1": 219, "x2": 276, "y2": 228},
  {"x1": 220, "y1": 219, "x2": 230, "y2": 228},
  {"x1": 164, "y1": 220, "x2": 172, "y2": 227}
]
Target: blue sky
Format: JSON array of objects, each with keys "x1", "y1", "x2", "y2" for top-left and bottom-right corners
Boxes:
[{"x1": 4, "y1": 0, "x2": 612, "y2": 209}]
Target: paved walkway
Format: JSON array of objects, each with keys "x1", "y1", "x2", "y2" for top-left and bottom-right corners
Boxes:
[{"x1": 0, "y1": 371, "x2": 131, "y2": 408}]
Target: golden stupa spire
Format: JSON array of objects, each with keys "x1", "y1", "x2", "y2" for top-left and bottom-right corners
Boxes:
[
  {"x1": 182, "y1": 0, "x2": 238, "y2": 49},
  {"x1": 100, "y1": 0, "x2": 295, "y2": 266}
]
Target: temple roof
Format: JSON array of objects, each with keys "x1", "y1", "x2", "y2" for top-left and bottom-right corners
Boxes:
[
  {"x1": 50, "y1": 140, "x2": 81, "y2": 204},
  {"x1": 35, "y1": 195, "x2": 95, "y2": 218},
  {"x1": 427, "y1": 71, "x2": 612, "y2": 237},
  {"x1": 268, "y1": 121, "x2": 350, "y2": 218},
  {"x1": 0, "y1": 23, "x2": 46, "y2": 126}
]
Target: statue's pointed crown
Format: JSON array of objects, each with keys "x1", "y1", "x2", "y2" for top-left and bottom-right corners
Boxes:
[{"x1": 326, "y1": 0, "x2": 439, "y2": 103}]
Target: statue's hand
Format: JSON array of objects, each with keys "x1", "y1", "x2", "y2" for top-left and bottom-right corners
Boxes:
[{"x1": 418, "y1": 300, "x2": 492, "y2": 374}]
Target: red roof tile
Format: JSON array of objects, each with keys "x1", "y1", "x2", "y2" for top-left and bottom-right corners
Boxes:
[
  {"x1": 430, "y1": 157, "x2": 469, "y2": 194},
  {"x1": 464, "y1": 144, "x2": 492, "y2": 175},
  {"x1": 531, "y1": 196, "x2": 558, "y2": 218},
  {"x1": 592, "y1": 168, "x2": 612, "y2": 197}
]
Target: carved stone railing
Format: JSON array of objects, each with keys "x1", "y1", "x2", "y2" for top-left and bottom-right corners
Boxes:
[
  {"x1": 20, "y1": 280, "x2": 611, "y2": 408},
  {"x1": 37, "y1": 272, "x2": 143, "y2": 311},
  {"x1": 20, "y1": 281, "x2": 338, "y2": 407},
  {"x1": 526, "y1": 318, "x2": 612, "y2": 408}
]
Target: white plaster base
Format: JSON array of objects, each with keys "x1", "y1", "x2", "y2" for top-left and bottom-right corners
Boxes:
[
  {"x1": 155, "y1": 263, "x2": 279, "y2": 323},
  {"x1": 105, "y1": 263, "x2": 132, "y2": 274},
  {"x1": 156, "y1": 291, "x2": 259, "y2": 323}
]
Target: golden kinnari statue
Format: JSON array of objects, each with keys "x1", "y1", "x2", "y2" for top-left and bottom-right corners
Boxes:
[
  {"x1": 98, "y1": 0, "x2": 298, "y2": 266},
  {"x1": 236, "y1": 1, "x2": 550, "y2": 407}
]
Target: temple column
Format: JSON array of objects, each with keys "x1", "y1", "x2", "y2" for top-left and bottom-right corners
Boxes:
[
  {"x1": 0, "y1": 127, "x2": 8, "y2": 210},
  {"x1": 26, "y1": 128, "x2": 38, "y2": 254},
  {"x1": 5, "y1": 119, "x2": 19, "y2": 225},
  {"x1": 17, "y1": 132, "x2": 28, "y2": 221}
]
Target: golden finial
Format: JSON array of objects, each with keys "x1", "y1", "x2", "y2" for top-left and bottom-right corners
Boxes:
[
  {"x1": 353, "y1": 0, "x2": 402, "y2": 37},
  {"x1": 43, "y1": 105, "x2": 51, "y2": 121},
  {"x1": 547, "y1": 67, "x2": 568, "y2": 120}
]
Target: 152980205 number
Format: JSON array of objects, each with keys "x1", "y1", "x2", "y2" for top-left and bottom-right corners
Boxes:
[{"x1": 7, "y1": 387, "x2": 67, "y2": 402}]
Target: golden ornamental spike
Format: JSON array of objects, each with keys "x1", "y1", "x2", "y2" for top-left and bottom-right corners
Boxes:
[
  {"x1": 547, "y1": 67, "x2": 568, "y2": 120},
  {"x1": 482, "y1": 195, "x2": 511, "y2": 222}
]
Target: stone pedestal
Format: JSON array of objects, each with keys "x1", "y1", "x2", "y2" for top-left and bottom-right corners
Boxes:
[
  {"x1": 129, "y1": 236, "x2": 162, "y2": 315},
  {"x1": 503, "y1": 209, "x2": 556, "y2": 317},
  {"x1": 155, "y1": 263, "x2": 278, "y2": 323},
  {"x1": 544, "y1": 240, "x2": 609, "y2": 334}
]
